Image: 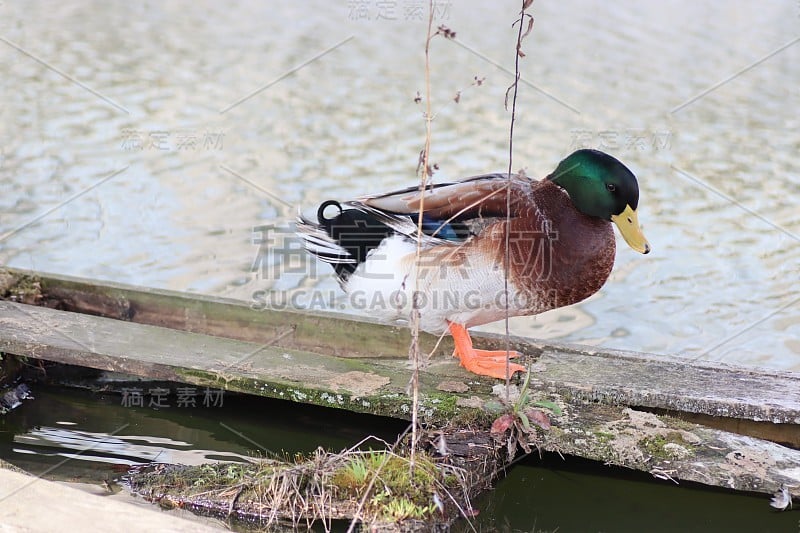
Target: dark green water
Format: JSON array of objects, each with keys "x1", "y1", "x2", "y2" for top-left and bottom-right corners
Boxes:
[{"x1": 0, "y1": 385, "x2": 795, "y2": 532}]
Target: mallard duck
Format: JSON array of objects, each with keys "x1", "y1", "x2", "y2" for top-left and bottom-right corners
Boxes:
[{"x1": 297, "y1": 149, "x2": 650, "y2": 379}]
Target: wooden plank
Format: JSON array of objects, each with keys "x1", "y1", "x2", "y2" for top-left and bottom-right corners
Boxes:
[
  {"x1": 1, "y1": 267, "x2": 451, "y2": 359},
  {"x1": 0, "y1": 299, "x2": 481, "y2": 425},
  {"x1": 2, "y1": 267, "x2": 800, "y2": 427},
  {"x1": 540, "y1": 402, "x2": 800, "y2": 497},
  {"x1": 659, "y1": 411, "x2": 800, "y2": 449},
  {"x1": 533, "y1": 347, "x2": 800, "y2": 425},
  {"x1": 2, "y1": 300, "x2": 800, "y2": 500}
]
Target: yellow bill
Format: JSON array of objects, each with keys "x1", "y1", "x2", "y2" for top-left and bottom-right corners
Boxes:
[{"x1": 611, "y1": 204, "x2": 651, "y2": 254}]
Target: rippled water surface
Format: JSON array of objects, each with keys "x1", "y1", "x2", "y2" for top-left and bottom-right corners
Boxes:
[{"x1": 1, "y1": 1, "x2": 798, "y2": 369}]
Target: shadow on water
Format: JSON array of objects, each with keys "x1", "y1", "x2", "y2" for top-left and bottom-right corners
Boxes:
[{"x1": 1, "y1": 385, "x2": 797, "y2": 532}]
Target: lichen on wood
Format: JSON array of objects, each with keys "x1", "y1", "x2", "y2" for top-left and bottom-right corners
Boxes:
[
  {"x1": 537, "y1": 403, "x2": 800, "y2": 499},
  {"x1": 0, "y1": 270, "x2": 42, "y2": 306}
]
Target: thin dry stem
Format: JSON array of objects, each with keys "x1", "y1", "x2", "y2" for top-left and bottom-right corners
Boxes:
[
  {"x1": 424, "y1": 328, "x2": 450, "y2": 365},
  {"x1": 409, "y1": 0, "x2": 437, "y2": 471},
  {"x1": 503, "y1": 0, "x2": 531, "y2": 400}
]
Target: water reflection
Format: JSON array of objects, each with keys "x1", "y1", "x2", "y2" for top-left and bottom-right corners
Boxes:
[
  {"x1": 0, "y1": 386, "x2": 405, "y2": 482},
  {"x1": 14, "y1": 426, "x2": 248, "y2": 466}
]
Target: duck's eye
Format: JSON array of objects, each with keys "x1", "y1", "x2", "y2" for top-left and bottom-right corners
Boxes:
[{"x1": 606, "y1": 183, "x2": 616, "y2": 192}]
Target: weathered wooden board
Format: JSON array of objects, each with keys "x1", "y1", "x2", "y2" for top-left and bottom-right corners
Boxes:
[
  {"x1": 541, "y1": 402, "x2": 800, "y2": 497},
  {"x1": 0, "y1": 267, "x2": 455, "y2": 360},
  {"x1": 2, "y1": 267, "x2": 800, "y2": 428},
  {"x1": 2, "y1": 297, "x2": 800, "y2": 499},
  {"x1": 533, "y1": 347, "x2": 800, "y2": 424},
  {"x1": 0, "y1": 299, "x2": 480, "y2": 424}
]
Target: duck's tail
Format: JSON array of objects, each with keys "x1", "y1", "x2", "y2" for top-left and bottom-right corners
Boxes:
[{"x1": 296, "y1": 201, "x2": 395, "y2": 282}]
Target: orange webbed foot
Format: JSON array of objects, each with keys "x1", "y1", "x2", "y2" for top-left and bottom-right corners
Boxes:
[
  {"x1": 448, "y1": 322, "x2": 526, "y2": 379},
  {"x1": 458, "y1": 356, "x2": 527, "y2": 380},
  {"x1": 472, "y1": 349, "x2": 522, "y2": 360}
]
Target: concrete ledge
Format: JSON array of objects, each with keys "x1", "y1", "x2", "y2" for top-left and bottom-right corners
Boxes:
[{"x1": 0, "y1": 468, "x2": 222, "y2": 532}]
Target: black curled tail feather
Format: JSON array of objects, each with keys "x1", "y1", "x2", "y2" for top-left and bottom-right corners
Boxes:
[
  {"x1": 317, "y1": 200, "x2": 343, "y2": 227},
  {"x1": 297, "y1": 200, "x2": 396, "y2": 281},
  {"x1": 317, "y1": 202, "x2": 395, "y2": 277}
]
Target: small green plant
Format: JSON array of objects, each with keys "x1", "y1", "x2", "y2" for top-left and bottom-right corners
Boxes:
[
  {"x1": 331, "y1": 449, "x2": 387, "y2": 495},
  {"x1": 491, "y1": 367, "x2": 562, "y2": 458},
  {"x1": 192, "y1": 463, "x2": 220, "y2": 487},
  {"x1": 331, "y1": 449, "x2": 449, "y2": 521},
  {"x1": 224, "y1": 463, "x2": 245, "y2": 480},
  {"x1": 343, "y1": 456, "x2": 369, "y2": 487},
  {"x1": 372, "y1": 492, "x2": 437, "y2": 521},
  {"x1": 365, "y1": 449, "x2": 389, "y2": 470}
]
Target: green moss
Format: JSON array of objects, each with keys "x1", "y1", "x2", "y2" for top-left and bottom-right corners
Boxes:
[
  {"x1": 0, "y1": 273, "x2": 42, "y2": 304},
  {"x1": 331, "y1": 450, "x2": 384, "y2": 495},
  {"x1": 659, "y1": 414, "x2": 699, "y2": 431},
  {"x1": 582, "y1": 430, "x2": 619, "y2": 463},
  {"x1": 422, "y1": 392, "x2": 458, "y2": 416},
  {"x1": 639, "y1": 432, "x2": 696, "y2": 460},
  {"x1": 594, "y1": 431, "x2": 615, "y2": 444},
  {"x1": 451, "y1": 407, "x2": 493, "y2": 427},
  {"x1": 173, "y1": 367, "x2": 487, "y2": 426},
  {"x1": 333, "y1": 451, "x2": 435, "y2": 500},
  {"x1": 331, "y1": 450, "x2": 450, "y2": 521}
]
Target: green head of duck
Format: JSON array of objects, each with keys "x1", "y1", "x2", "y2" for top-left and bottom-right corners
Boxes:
[{"x1": 549, "y1": 149, "x2": 651, "y2": 254}]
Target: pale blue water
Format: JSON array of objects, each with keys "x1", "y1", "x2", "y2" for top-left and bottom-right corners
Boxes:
[{"x1": 0, "y1": 1, "x2": 798, "y2": 371}]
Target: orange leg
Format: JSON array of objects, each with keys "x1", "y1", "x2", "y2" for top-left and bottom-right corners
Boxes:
[{"x1": 448, "y1": 322, "x2": 526, "y2": 379}]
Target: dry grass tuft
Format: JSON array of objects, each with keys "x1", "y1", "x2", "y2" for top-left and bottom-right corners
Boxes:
[{"x1": 126, "y1": 437, "x2": 476, "y2": 531}]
